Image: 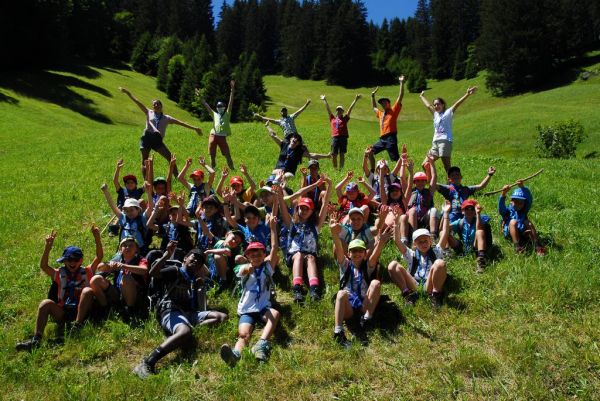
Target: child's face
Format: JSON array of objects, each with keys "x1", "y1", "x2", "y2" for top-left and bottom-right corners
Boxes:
[
  {"x1": 346, "y1": 190, "x2": 358, "y2": 201},
  {"x1": 414, "y1": 179, "x2": 427, "y2": 190},
  {"x1": 289, "y1": 136, "x2": 300, "y2": 149},
  {"x1": 448, "y1": 172, "x2": 462, "y2": 185},
  {"x1": 390, "y1": 187, "x2": 402, "y2": 199},
  {"x1": 309, "y1": 165, "x2": 319, "y2": 176},
  {"x1": 202, "y1": 204, "x2": 217, "y2": 218},
  {"x1": 245, "y1": 213, "x2": 260, "y2": 229},
  {"x1": 154, "y1": 183, "x2": 167, "y2": 195},
  {"x1": 348, "y1": 248, "x2": 366, "y2": 265},
  {"x1": 120, "y1": 241, "x2": 138, "y2": 259},
  {"x1": 414, "y1": 235, "x2": 432, "y2": 253},
  {"x1": 184, "y1": 253, "x2": 202, "y2": 272},
  {"x1": 512, "y1": 199, "x2": 525, "y2": 211},
  {"x1": 246, "y1": 249, "x2": 266, "y2": 267},
  {"x1": 463, "y1": 206, "x2": 476, "y2": 221},
  {"x1": 169, "y1": 209, "x2": 178, "y2": 221},
  {"x1": 225, "y1": 232, "x2": 243, "y2": 248},
  {"x1": 336, "y1": 109, "x2": 344, "y2": 118},
  {"x1": 298, "y1": 205, "x2": 313, "y2": 220},
  {"x1": 192, "y1": 176, "x2": 204, "y2": 186},
  {"x1": 65, "y1": 258, "x2": 83, "y2": 271},
  {"x1": 349, "y1": 213, "x2": 364, "y2": 230},
  {"x1": 260, "y1": 192, "x2": 274, "y2": 206},
  {"x1": 125, "y1": 180, "x2": 137, "y2": 191},
  {"x1": 123, "y1": 206, "x2": 140, "y2": 220},
  {"x1": 232, "y1": 183, "x2": 243, "y2": 194}
]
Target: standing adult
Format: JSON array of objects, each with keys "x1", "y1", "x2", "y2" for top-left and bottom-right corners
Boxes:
[
  {"x1": 319, "y1": 94, "x2": 361, "y2": 169},
  {"x1": 370, "y1": 76, "x2": 405, "y2": 165},
  {"x1": 119, "y1": 87, "x2": 202, "y2": 177},
  {"x1": 195, "y1": 80, "x2": 236, "y2": 170},
  {"x1": 419, "y1": 87, "x2": 477, "y2": 173},
  {"x1": 253, "y1": 99, "x2": 311, "y2": 138}
]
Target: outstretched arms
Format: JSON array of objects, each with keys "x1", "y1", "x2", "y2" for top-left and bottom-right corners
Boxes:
[
  {"x1": 419, "y1": 91, "x2": 434, "y2": 115},
  {"x1": 450, "y1": 86, "x2": 477, "y2": 113},
  {"x1": 291, "y1": 99, "x2": 311, "y2": 118},
  {"x1": 473, "y1": 166, "x2": 496, "y2": 191},
  {"x1": 119, "y1": 87, "x2": 148, "y2": 115},
  {"x1": 320, "y1": 95, "x2": 333, "y2": 117},
  {"x1": 194, "y1": 88, "x2": 215, "y2": 115},
  {"x1": 346, "y1": 94, "x2": 361, "y2": 118}
]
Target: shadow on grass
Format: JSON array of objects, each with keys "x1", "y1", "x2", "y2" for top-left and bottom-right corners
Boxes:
[
  {"x1": 272, "y1": 302, "x2": 294, "y2": 348},
  {"x1": 0, "y1": 68, "x2": 113, "y2": 123},
  {"x1": 0, "y1": 90, "x2": 19, "y2": 104}
]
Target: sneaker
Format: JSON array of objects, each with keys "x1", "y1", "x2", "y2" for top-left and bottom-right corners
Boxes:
[
  {"x1": 292, "y1": 285, "x2": 304, "y2": 304},
  {"x1": 333, "y1": 331, "x2": 351, "y2": 349},
  {"x1": 309, "y1": 285, "x2": 321, "y2": 302},
  {"x1": 220, "y1": 344, "x2": 241, "y2": 367},
  {"x1": 133, "y1": 359, "x2": 155, "y2": 379},
  {"x1": 429, "y1": 291, "x2": 443, "y2": 309},
  {"x1": 251, "y1": 339, "x2": 271, "y2": 362},
  {"x1": 535, "y1": 246, "x2": 546, "y2": 256},
  {"x1": 16, "y1": 336, "x2": 41, "y2": 352},
  {"x1": 403, "y1": 290, "x2": 418, "y2": 306},
  {"x1": 68, "y1": 322, "x2": 83, "y2": 336},
  {"x1": 476, "y1": 256, "x2": 486, "y2": 274},
  {"x1": 515, "y1": 244, "x2": 526, "y2": 254},
  {"x1": 359, "y1": 315, "x2": 374, "y2": 331}
]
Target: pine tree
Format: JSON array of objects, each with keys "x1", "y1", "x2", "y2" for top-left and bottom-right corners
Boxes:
[
  {"x1": 196, "y1": 56, "x2": 231, "y2": 121},
  {"x1": 157, "y1": 36, "x2": 183, "y2": 91},
  {"x1": 180, "y1": 36, "x2": 213, "y2": 112},
  {"x1": 131, "y1": 32, "x2": 156, "y2": 74},
  {"x1": 166, "y1": 54, "x2": 186, "y2": 101}
]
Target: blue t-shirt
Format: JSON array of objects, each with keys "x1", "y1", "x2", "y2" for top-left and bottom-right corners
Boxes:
[
  {"x1": 240, "y1": 223, "x2": 271, "y2": 250},
  {"x1": 438, "y1": 183, "x2": 477, "y2": 222},
  {"x1": 187, "y1": 184, "x2": 214, "y2": 216},
  {"x1": 194, "y1": 216, "x2": 228, "y2": 251},
  {"x1": 116, "y1": 187, "x2": 145, "y2": 209},
  {"x1": 118, "y1": 214, "x2": 147, "y2": 250}
]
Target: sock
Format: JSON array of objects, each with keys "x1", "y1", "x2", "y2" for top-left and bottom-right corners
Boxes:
[
  {"x1": 363, "y1": 311, "x2": 372, "y2": 320},
  {"x1": 334, "y1": 326, "x2": 344, "y2": 334},
  {"x1": 477, "y1": 250, "x2": 486, "y2": 258},
  {"x1": 293, "y1": 277, "x2": 304, "y2": 287},
  {"x1": 309, "y1": 277, "x2": 319, "y2": 287},
  {"x1": 146, "y1": 346, "x2": 164, "y2": 367},
  {"x1": 401, "y1": 237, "x2": 408, "y2": 244}
]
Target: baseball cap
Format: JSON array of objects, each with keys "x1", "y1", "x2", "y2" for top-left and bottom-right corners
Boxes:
[
  {"x1": 390, "y1": 182, "x2": 402, "y2": 191},
  {"x1": 230, "y1": 176, "x2": 244, "y2": 186},
  {"x1": 348, "y1": 239, "x2": 366, "y2": 251},
  {"x1": 335, "y1": 105, "x2": 344, "y2": 111},
  {"x1": 255, "y1": 186, "x2": 273, "y2": 198},
  {"x1": 348, "y1": 207, "x2": 364, "y2": 217},
  {"x1": 461, "y1": 199, "x2": 478, "y2": 210},
  {"x1": 297, "y1": 197, "x2": 314, "y2": 210},
  {"x1": 122, "y1": 174, "x2": 137, "y2": 184},
  {"x1": 56, "y1": 246, "x2": 84, "y2": 263},
  {"x1": 308, "y1": 159, "x2": 319, "y2": 168},
  {"x1": 244, "y1": 241, "x2": 266, "y2": 255},
  {"x1": 123, "y1": 198, "x2": 141, "y2": 210},
  {"x1": 216, "y1": 101, "x2": 226, "y2": 107},
  {"x1": 413, "y1": 172, "x2": 428, "y2": 181},
  {"x1": 377, "y1": 97, "x2": 391, "y2": 105},
  {"x1": 412, "y1": 228, "x2": 431, "y2": 242},
  {"x1": 511, "y1": 188, "x2": 527, "y2": 200},
  {"x1": 190, "y1": 169, "x2": 204, "y2": 179},
  {"x1": 119, "y1": 236, "x2": 139, "y2": 247},
  {"x1": 345, "y1": 182, "x2": 359, "y2": 192},
  {"x1": 153, "y1": 176, "x2": 167, "y2": 185}
]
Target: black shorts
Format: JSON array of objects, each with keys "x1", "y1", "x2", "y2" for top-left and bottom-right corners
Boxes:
[
  {"x1": 372, "y1": 132, "x2": 399, "y2": 161},
  {"x1": 331, "y1": 136, "x2": 348, "y2": 154},
  {"x1": 140, "y1": 130, "x2": 165, "y2": 151}
]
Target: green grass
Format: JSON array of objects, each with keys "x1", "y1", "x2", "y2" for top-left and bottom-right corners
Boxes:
[{"x1": 1, "y1": 61, "x2": 599, "y2": 400}]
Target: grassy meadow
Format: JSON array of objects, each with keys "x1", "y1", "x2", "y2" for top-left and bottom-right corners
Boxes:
[{"x1": 0, "y1": 59, "x2": 599, "y2": 400}]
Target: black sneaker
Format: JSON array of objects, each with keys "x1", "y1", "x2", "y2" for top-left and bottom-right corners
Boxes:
[
  {"x1": 403, "y1": 290, "x2": 418, "y2": 306},
  {"x1": 476, "y1": 256, "x2": 486, "y2": 274},
  {"x1": 333, "y1": 331, "x2": 351, "y2": 349},
  {"x1": 16, "y1": 336, "x2": 41, "y2": 352},
  {"x1": 359, "y1": 315, "x2": 374, "y2": 331},
  {"x1": 429, "y1": 292, "x2": 443, "y2": 309},
  {"x1": 133, "y1": 359, "x2": 155, "y2": 379},
  {"x1": 309, "y1": 285, "x2": 321, "y2": 301},
  {"x1": 292, "y1": 285, "x2": 304, "y2": 304},
  {"x1": 69, "y1": 321, "x2": 83, "y2": 336}
]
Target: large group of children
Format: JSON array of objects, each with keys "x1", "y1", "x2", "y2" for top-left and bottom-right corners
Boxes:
[{"x1": 16, "y1": 77, "x2": 547, "y2": 379}]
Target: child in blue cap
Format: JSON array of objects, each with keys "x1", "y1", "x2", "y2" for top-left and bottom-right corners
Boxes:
[{"x1": 498, "y1": 180, "x2": 545, "y2": 255}]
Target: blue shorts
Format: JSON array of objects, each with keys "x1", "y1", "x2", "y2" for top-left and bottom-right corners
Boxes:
[
  {"x1": 161, "y1": 309, "x2": 213, "y2": 335},
  {"x1": 238, "y1": 308, "x2": 270, "y2": 326},
  {"x1": 331, "y1": 136, "x2": 348, "y2": 154},
  {"x1": 140, "y1": 130, "x2": 165, "y2": 151},
  {"x1": 372, "y1": 133, "x2": 399, "y2": 161}
]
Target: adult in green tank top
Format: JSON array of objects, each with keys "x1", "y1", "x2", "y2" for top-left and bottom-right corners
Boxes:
[{"x1": 196, "y1": 80, "x2": 236, "y2": 170}]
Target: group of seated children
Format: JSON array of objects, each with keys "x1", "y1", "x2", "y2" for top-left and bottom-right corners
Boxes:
[{"x1": 16, "y1": 143, "x2": 545, "y2": 378}]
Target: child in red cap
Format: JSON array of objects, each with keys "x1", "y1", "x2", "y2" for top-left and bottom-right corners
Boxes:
[
  {"x1": 448, "y1": 199, "x2": 491, "y2": 273},
  {"x1": 335, "y1": 170, "x2": 372, "y2": 224},
  {"x1": 177, "y1": 155, "x2": 216, "y2": 216}
]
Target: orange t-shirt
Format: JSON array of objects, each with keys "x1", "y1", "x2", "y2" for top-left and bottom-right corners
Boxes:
[{"x1": 374, "y1": 101, "x2": 402, "y2": 136}]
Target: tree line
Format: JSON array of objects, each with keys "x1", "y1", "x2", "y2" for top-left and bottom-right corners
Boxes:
[{"x1": 2, "y1": 0, "x2": 599, "y2": 115}]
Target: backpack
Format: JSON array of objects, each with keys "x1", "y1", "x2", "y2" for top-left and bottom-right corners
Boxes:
[{"x1": 147, "y1": 259, "x2": 182, "y2": 315}]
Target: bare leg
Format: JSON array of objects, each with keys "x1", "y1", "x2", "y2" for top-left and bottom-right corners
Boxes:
[
  {"x1": 217, "y1": 137, "x2": 235, "y2": 170},
  {"x1": 334, "y1": 290, "x2": 355, "y2": 327},
  {"x1": 90, "y1": 275, "x2": 110, "y2": 307},
  {"x1": 208, "y1": 134, "x2": 218, "y2": 168},
  {"x1": 120, "y1": 274, "x2": 138, "y2": 307},
  {"x1": 306, "y1": 254, "x2": 318, "y2": 282},
  {"x1": 407, "y1": 208, "x2": 417, "y2": 233},
  {"x1": 260, "y1": 309, "x2": 280, "y2": 340},
  {"x1": 292, "y1": 252, "x2": 305, "y2": 284},
  {"x1": 361, "y1": 280, "x2": 381, "y2": 316},
  {"x1": 425, "y1": 260, "x2": 447, "y2": 294},
  {"x1": 234, "y1": 323, "x2": 254, "y2": 352},
  {"x1": 75, "y1": 287, "x2": 95, "y2": 324},
  {"x1": 214, "y1": 255, "x2": 229, "y2": 280},
  {"x1": 508, "y1": 219, "x2": 521, "y2": 245},
  {"x1": 35, "y1": 300, "x2": 65, "y2": 338}
]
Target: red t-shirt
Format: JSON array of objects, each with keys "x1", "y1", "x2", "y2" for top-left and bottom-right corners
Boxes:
[{"x1": 330, "y1": 114, "x2": 350, "y2": 137}]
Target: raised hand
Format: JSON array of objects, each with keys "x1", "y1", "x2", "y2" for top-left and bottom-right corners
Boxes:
[
  {"x1": 116, "y1": 159, "x2": 124, "y2": 169},
  {"x1": 100, "y1": 183, "x2": 108, "y2": 192},
  {"x1": 170, "y1": 154, "x2": 177, "y2": 167},
  {"x1": 91, "y1": 223, "x2": 100, "y2": 237},
  {"x1": 166, "y1": 240, "x2": 178, "y2": 254},
  {"x1": 467, "y1": 86, "x2": 477, "y2": 95},
  {"x1": 239, "y1": 164, "x2": 247, "y2": 174},
  {"x1": 442, "y1": 200, "x2": 451, "y2": 214},
  {"x1": 346, "y1": 170, "x2": 354, "y2": 179},
  {"x1": 355, "y1": 94, "x2": 362, "y2": 100},
  {"x1": 371, "y1": 87, "x2": 379, "y2": 97},
  {"x1": 319, "y1": 95, "x2": 326, "y2": 101},
  {"x1": 45, "y1": 230, "x2": 58, "y2": 246},
  {"x1": 516, "y1": 179, "x2": 524, "y2": 188},
  {"x1": 399, "y1": 75, "x2": 405, "y2": 83},
  {"x1": 407, "y1": 159, "x2": 414, "y2": 173},
  {"x1": 378, "y1": 225, "x2": 394, "y2": 242},
  {"x1": 222, "y1": 166, "x2": 229, "y2": 177},
  {"x1": 475, "y1": 204, "x2": 482, "y2": 214},
  {"x1": 488, "y1": 166, "x2": 496, "y2": 176},
  {"x1": 118, "y1": 87, "x2": 130, "y2": 94}
]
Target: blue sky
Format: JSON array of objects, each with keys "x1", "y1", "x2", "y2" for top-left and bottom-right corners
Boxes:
[{"x1": 212, "y1": 0, "x2": 419, "y2": 25}]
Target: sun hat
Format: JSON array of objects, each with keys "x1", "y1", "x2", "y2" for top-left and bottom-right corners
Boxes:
[{"x1": 412, "y1": 228, "x2": 431, "y2": 242}]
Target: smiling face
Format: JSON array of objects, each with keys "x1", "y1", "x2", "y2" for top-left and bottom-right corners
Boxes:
[
  {"x1": 414, "y1": 179, "x2": 427, "y2": 190},
  {"x1": 348, "y1": 212, "x2": 364, "y2": 230},
  {"x1": 202, "y1": 203, "x2": 217, "y2": 218},
  {"x1": 119, "y1": 240, "x2": 139, "y2": 260},
  {"x1": 231, "y1": 182, "x2": 243, "y2": 194},
  {"x1": 124, "y1": 179, "x2": 137, "y2": 191},
  {"x1": 433, "y1": 98, "x2": 446, "y2": 113},
  {"x1": 225, "y1": 232, "x2": 244, "y2": 248},
  {"x1": 389, "y1": 186, "x2": 402, "y2": 200},
  {"x1": 346, "y1": 190, "x2": 358, "y2": 201},
  {"x1": 463, "y1": 206, "x2": 476, "y2": 222},
  {"x1": 64, "y1": 257, "x2": 83, "y2": 271},
  {"x1": 298, "y1": 205, "x2": 313, "y2": 221},
  {"x1": 191, "y1": 176, "x2": 204, "y2": 186},
  {"x1": 244, "y1": 212, "x2": 260, "y2": 230},
  {"x1": 260, "y1": 191, "x2": 274, "y2": 206},
  {"x1": 123, "y1": 205, "x2": 141, "y2": 220},
  {"x1": 246, "y1": 249, "x2": 266, "y2": 267},
  {"x1": 289, "y1": 135, "x2": 300, "y2": 149},
  {"x1": 154, "y1": 183, "x2": 167, "y2": 195},
  {"x1": 348, "y1": 248, "x2": 366, "y2": 265},
  {"x1": 512, "y1": 198, "x2": 525, "y2": 211},
  {"x1": 448, "y1": 171, "x2": 462, "y2": 185},
  {"x1": 152, "y1": 99, "x2": 163, "y2": 113},
  {"x1": 413, "y1": 234, "x2": 433, "y2": 253}
]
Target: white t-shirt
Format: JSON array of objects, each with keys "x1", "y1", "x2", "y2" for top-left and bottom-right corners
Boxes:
[
  {"x1": 146, "y1": 110, "x2": 174, "y2": 138},
  {"x1": 402, "y1": 245, "x2": 444, "y2": 284},
  {"x1": 433, "y1": 109, "x2": 454, "y2": 142},
  {"x1": 237, "y1": 262, "x2": 273, "y2": 315}
]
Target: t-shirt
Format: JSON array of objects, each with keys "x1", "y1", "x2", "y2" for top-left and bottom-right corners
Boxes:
[
  {"x1": 368, "y1": 172, "x2": 399, "y2": 202},
  {"x1": 338, "y1": 195, "x2": 370, "y2": 216},
  {"x1": 118, "y1": 214, "x2": 148, "y2": 250},
  {"x1": 374, "y1": 101, "x2": 401, "y2": 136},
  {"x1": 157, "y1": 266, "x2": 206, "y2": 314},
  {"x1": 433, "y1": 108, "x2": 454, "y2": 142},
  {"x1": 194, "y1": 216, "x2": 228, "y2": 251},
  {"x1": 330, "y1": 114, "x2": 350, "y2": 137},
  {"x1": 145, "y1": 111, "x2": 174, "y2": 137},
  {"x1": 116, "y1": 187, "x2": 145, "y2": 209},
  {"x1": 339, "y1": 224, "x2": 375, "y2": 251},
  {"x1": 338, "y1": 259, "x2": 375, "y2": 299},
  {"x1": 275, "y1": 115, "x2": 298, "y2": 136},
  {"x1": 437, "y1": 183, "x2": 477, "y2": 222},
  {"x1": 237, "y1": 262, "x2": 273, "y2": 315},
  {"x1": 187, "y1": 183, "x2": 214, "y2": 216},
  {"x1": 115, "y1": 255, "x2": 149, "y2": 289},
  {"x1": 450, "y1": 218, "x2": 476, "y2": 253},
  {"x1": 287, "y1": 222, "x2": 319, "y2": 255},
  {"x1": 408, "y1": 188, "x2": 434, "y2": 218},
  {"x1": 240, "y1": 223, "x2": 271, "y2": 250},
  {"x1": 212, "y1": 111, "x2": 231, "y2": 136},
  {"x1": 161, "y1": 222, "x2": 193, "y2": 253},
  {"x1": 401, "y1": 245, "x2": 444, "y2": 284}
]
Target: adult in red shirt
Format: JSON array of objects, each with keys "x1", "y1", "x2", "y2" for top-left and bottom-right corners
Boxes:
[
  {"x1": 319, "y1": 94, "x2": 361, "y2": 169},
  {"x1": 370, "y1": 75, "x2": 405, "y2": 165}
]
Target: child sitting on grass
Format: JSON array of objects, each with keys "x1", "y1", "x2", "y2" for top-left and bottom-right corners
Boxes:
[
  {"x1": 133, "y1": 241, "x2": 228, "y2": 378},
  {"x1": 336, "y1": 171, "x2": 372, "y2": 224},
  {"x1": 388, "y1": 202, "x2": 451, "y2": 309},
  {"x1": 447, "y1": 200, "x2": 490, "y2": 273},
  {"x1": 219, "y1": 216, "x2": 280, "y2": 366},
  {"x1": 330, "y1": 217, "x2": 393, "y2": 348},
  {"x1": 403, "y1": 155, "x2": 438, "y2": 242},
  {"x1": 16, "y1": 225, "x2": 103, "y2": 351},
  {"x1": 498, "y1": 180, "x2": 545, "y2": 256},
  {"x1": 204, "y1": 229, "x2": 246, "y2": 290},
  {"x1": 177, "y1": 156, "x2": 216, "y2": 217}
]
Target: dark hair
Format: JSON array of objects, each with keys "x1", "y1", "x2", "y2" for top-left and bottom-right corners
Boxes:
[
  {"x1": 448, "y1": 166, "x2": 461, "y2": 175},
  {"x1": 152, "y1": 99, "x2": 163, "y2": 106},
  {"x1": 433, "y1": 97, "x2": 446, "y2": 106},
  {"x1": 292, "y1": 203, "x2": 318, "y2": 226},
  {"x1": 184, "y1": 249, "x2": 205, "y2": 265}
]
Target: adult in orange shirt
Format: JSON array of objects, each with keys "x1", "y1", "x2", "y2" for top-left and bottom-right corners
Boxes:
[{"x1": 370, "y1": 75, "x2": 405, "y2": 165}]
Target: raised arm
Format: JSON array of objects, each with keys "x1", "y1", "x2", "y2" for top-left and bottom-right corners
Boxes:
[
  {"x1": 101, "y1": 183, "x2": 122, "y2": 218},
  {"x1": 450, "y1": 86, "x2": 477, "y2": 113},
  {"x1": 178, "y1": 158, "x2": 193, "y2": 190},
  {"x1": 119, "y1": 87, "x2": 149, "y2": 115},
  {"x1": 428, "y1": 154, "x2": 438, "y2": 194},
  {"x1": 201, "y1": 156, "x2": 216, "y2": 190},
  {"x1": 239, "y1": 164, "x2": 256, "y2": 193},
  {"x1": 274, "y1": 186, "x2": 292, "y2": 228},
  {"x1": 391, "y1": 144, "x2": 408, "y2": 177},
  {"x1": 346, "y1": 94, "x2": 361, "y2": 117},
  {"x1": 316, "y1": 177, "x2": 333, "y2": 229},
  {"x1": 291, "y1": 99, "x2": 311, "y2": 118},
  {"x1": 195, "y1": 88, "x2": 215, "y2": 115},
  {"x1": 357, "y1": 176, "x2": 376, "y2": 200},
  {"x1": 329, "y1": 215, "x2": 346, "y2": 265},
  {"x1": 396, "y1": 75, "x2": 405, "y2": 104},
  {"x1": 370, "y1": 86, "x2": 379, "y2": 111},
  {"x1": 419, "y1": 91, "x2": 434, "y2": 115},
  {"x1": 215, "y1": 167, "x2": 229, "y2": 198},
  {"x1": 166, "y1": 155, "x2": 176, "y2": 193},
  {"x1": 378, "y1": 169, "x2": 387, "y2": 205},
  {"x1": 227, "y1": 80, "x2": 235, "y2": 113},
  {"x1": 404, "y1": 160, "x2": 414, "y2": 205},
  {"x1": 253, "y1": 113, "x2": 279, "y2": 124},
  {"x1": 266, "y1": 214, "x2": 279, "y2": 267},
  {"x1": 287, "y1": 176, "x2": 325, "y2": 203},
  {"x1": 319, "y1": 95, "x2": 333, "y2": 117},
  {"x1": 149, "y1": 241, "x2": 177, "y2": 278},
  {"x1": 362, "y1": 146, "x2": 373, "y2": 176},
  {"x1": 89, "y1": 224, "x2": 104, "y2": 274},
  {"x1": 265, "y1": 122, "x2": 283, "y2": 146},
  {"x1": 113, "y1": 159, "x2": 124, "y2": 192},
  {"x1": 437, "y1": 201, "x2": 451, "y2": 249},
  {"x1": 169, "y1": 117, "x2": 203, "y2": 136},
  {"x1": 222, "y1": 191, "x2": 239, "y2": 229},
  {"x1": 368, "y1": 226, "x2": 393, "y2": 269},
  {"x1": 393, "y1": 210, "x2": 408, "y2": 254},
  {"x1": 40, "y1": 230, "x2": 57, "y2": 278},
  {"x1": 305, "y1": 148, "x2": 331, "y2": 160},
  {"x1": 175, "y1": 195, "x2": 194, "y2": 227},
  {"x1": 475, "y1": 204, "x2": 484, "y2": 231},
  {"x1": 143, "y1": 180, "x2": 154, "y2": 218},
  {"x1": 335, "y1": 170, "x2": 354, "y2": 200},
  {"x1": 473, "y1": 166, "x2": 496, "y2": 191}
]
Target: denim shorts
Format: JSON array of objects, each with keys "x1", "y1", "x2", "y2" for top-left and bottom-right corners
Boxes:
[
  {"x1": 161, "y1": 309, "x2": 212, "y2": 334},
  {"x1": 238, "y1": 308, "x2": 269, "y2": 326}
]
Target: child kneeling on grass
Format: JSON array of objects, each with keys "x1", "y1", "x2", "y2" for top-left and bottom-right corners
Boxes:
[
  {"x1": 16, "y1": 225, "x2": 103, "y2": 351},
  {"x1": 330, "y1": 216, "x2": 393, "y2": 348},
  {"x1": 134, "y1": 241, "x2": 227, "y2": 378},
  {"x1": 220, "y1": 215, "x2": 280, "y2": 366},
  {"x1": 387, "y1": 202, "x2": 451, "y2": 309}
]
